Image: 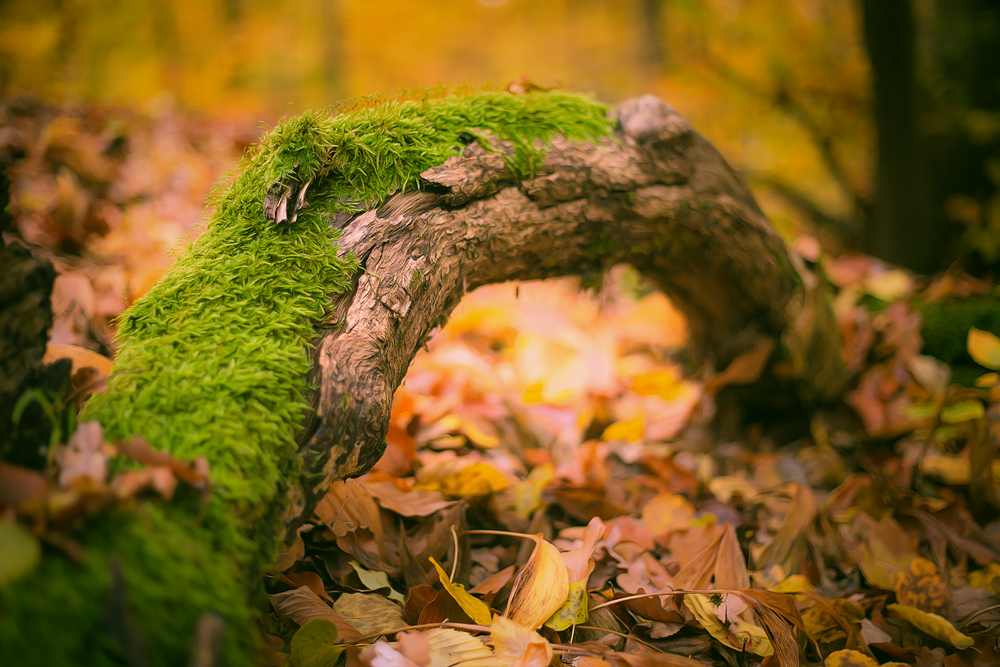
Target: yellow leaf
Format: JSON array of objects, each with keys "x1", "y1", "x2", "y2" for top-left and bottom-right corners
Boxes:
[
  {"x1": 939, "y1": 400, "x2": 984, "y2": 423},
  {"x1": 511, "y1": 465, "x2": 554, "y2": 520},
  {"x1": 919, "y1": 455, "x2": 970, "y2": 484},
  {"x1": 823, "y1": 649, "x2": 879, "y2": 667},
  {"x1": 543, "y1": 579, "x2": 588, "y2": 631},
  {"x1": 429, "y1": 558, "x2": 492, "y2": 625},
  {"x1": 770, "y1": 575, "x2": 813, "y2": 594},
  {"x1": 886, "y1": 603, "x2": 974, "y2": 649},
  {"x1": 975, "y1": 372, "x2": 999, "y2": 388},
  {"x1": 967, "y1": 562, "x2": 1000, "y2": 595},
  {"x1": 422, "y1": 463, "x2": 509, "y2": 498},
  {"x1": 602, "y1": 414, "x2": 643, "y2": 443},
  {"x1": 505, "y1": 536, "x2": 569, "y2": 629},
  {"x1": 968, "y1": 327, "x2": 1000, "y2": 370},
  {"x1": 631, "y1": 369, "x2": 685, "y2": 399},
  {"x1": 685, "y1": 594, "x2": 773, "y2": 656}
]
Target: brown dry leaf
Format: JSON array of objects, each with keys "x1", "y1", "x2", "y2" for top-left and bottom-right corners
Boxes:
[
  {"x1": 363, "y1": 479, "x2": 455, "y2": 518},
  {"x1": 672, "y1": 531, "x2": 722, "y2": 590},
  {"x1": 705, "y1": 336, "x2": 775, "y2": 391},
  {"x1": 560, "y1": 517, "x2": 605, "y2": 581},
  {"x1": 281, "y1": 571, "x2": 334, "y2": 603},
  {"x1": 736, "y1": 592, "x2": 801, "y2": 667},
  {"x1": 469, "y1": 565, "x2": 517, "y2": 595},
  {"x1": 851, "y1": 513, "x2": 919, "y2": 590},
  {"x1": 110, "y1": 466, "x2": 178, "y2": 500},
  {"x1": 0, "y1": 462, "x2": 49, "y2": 513},
  {"x1": 114, "y1": 436, "x2": 209, "y2": 487},
  {"x1": 334, "y1": 593, "x2": 407, "y2": 637},
  {"x1": 756, "y1": 483, "x2": 818, "y2": 575},
  {"x1": 505, "y1": 535, "x2": 569, "y2": 628},
  {"x1": 269, "y1": 586, "x2": 362, "y2": 642},
  {"x1": 315, "y1": 480, "x2": 386, "y2": 567},
  {"x1": 605, "y1": 650, "x2": 711, "y2": 667},
  {"x1": 715, "y1": 523, "x2": 750, "y2": 590}
]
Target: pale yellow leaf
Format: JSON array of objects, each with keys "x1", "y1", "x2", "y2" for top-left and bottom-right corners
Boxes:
[
  {"x1": 968, "y1": 327, "x2": 1000, "y2": 370},
  {"x1": 886, "y1": 603, "x2": 974, "y2": 649},
  {"x1": 505, "y1": 537, "x2": 569, "y2": 629},
  {"x1": 429, "y1": 558, "x2": 492, "y2": 626}
]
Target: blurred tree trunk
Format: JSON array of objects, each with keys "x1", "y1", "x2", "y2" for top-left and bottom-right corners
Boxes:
[{"x1": 861, "y1": 0, "x2": 936, "y2": 272}]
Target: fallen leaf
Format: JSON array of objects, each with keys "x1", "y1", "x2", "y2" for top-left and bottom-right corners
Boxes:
[
  {"x1": 291, "y1": 618, "x2": 345, "y2": 667},
  {"x1": 334, "y1": 593, "x2": 407, "y2": 637},
  {"x1": 364, "y1": 480, "x2": 455, "y2": 518},
  {"x1": 684, "y1": 593, "x2": 773, "y2": 657},
  {"x1": 429, "y1": 557, "x2": 492, "y2": 625},
  {"x1": 823, "y1": 649, "x2": 879, "y2": 667},
  {"x1": 886, "y1": 603, "x2": 974, "y2": 649},
  {"x1": 968, "y1": 327, "x2": 1000, "y2": 370},
  {"x1": 491, "y1": 616, "x2": 551, "y2": 667},
  {"x1": 640, "y1": 492, "x2": 695, "y2": 538},
  {"x1": 505, "y1": 535, "x2": 569, "y2": 628},
  {"x1": 269, "y1": 587, "x2": 362, "y2": 641},
  {"x1": 351, "y1": 561, "x2": 405, "y2": 604}
]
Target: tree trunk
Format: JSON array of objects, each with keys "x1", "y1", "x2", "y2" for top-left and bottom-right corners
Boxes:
[
  {"x1": 2, "y1": 93, "x2": 844, "y2": 665},
  {"x1": 861, "y1": 0, "x2": 936, "y2": 272}
]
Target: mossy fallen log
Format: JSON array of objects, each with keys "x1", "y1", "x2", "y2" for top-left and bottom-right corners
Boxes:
[{"x1": 0, "y1": 89, "x2": 842, "y2": 664}]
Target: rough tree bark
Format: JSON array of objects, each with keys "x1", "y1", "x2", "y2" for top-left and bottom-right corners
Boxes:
[{"x1": 290, "y1": 94, "x2": 845, "y2": 532}]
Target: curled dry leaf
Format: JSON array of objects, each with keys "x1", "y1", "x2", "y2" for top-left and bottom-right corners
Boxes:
[
  {"x1": 504, "y1": 535, "x2": 569, "y2": 628},
  {"x1": 886, "y1": 603, "x2": 974, "y2": 649}
]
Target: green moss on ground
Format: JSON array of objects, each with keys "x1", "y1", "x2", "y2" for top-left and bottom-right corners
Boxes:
[
  {"x1": 0, "y1": 90, "x2": 610, "y2": 665},
  {"x1": 920, "y1": 296, "x2": 1000, "y2": 385}
]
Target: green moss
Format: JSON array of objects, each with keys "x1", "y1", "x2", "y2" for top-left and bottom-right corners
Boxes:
[
  {"x1": 1, "y1": 89, "x2": 611, "y2": 665},
  {"x1": 920, "y1": 296, "x2": 1000, "y2": 385}
]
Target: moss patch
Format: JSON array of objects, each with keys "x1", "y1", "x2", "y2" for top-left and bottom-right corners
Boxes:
[
  {"x1": 2, "y1": 89, "x2": 611, "y2": 665},
  {"x1": 920, "y1": 296, "x2": 1000, "y2": 385}
]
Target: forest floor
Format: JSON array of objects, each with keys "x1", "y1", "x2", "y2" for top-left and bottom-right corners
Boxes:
[{"x1": 2, "y1": 99, "x2": 1000, "y2": 667}]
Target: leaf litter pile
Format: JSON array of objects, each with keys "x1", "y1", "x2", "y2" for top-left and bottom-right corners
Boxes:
[{"x1": 3, "y1": 103, "x2": 1000, "y2": 667}]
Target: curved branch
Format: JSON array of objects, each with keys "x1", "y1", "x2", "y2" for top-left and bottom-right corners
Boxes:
[{"x1": 292, "y1": 95, "x2": 845, "y2": 519}]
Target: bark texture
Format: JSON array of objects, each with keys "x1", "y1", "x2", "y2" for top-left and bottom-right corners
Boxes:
[{"x1": 292, "y1": 95, "x2": 845, "y2": 524}]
